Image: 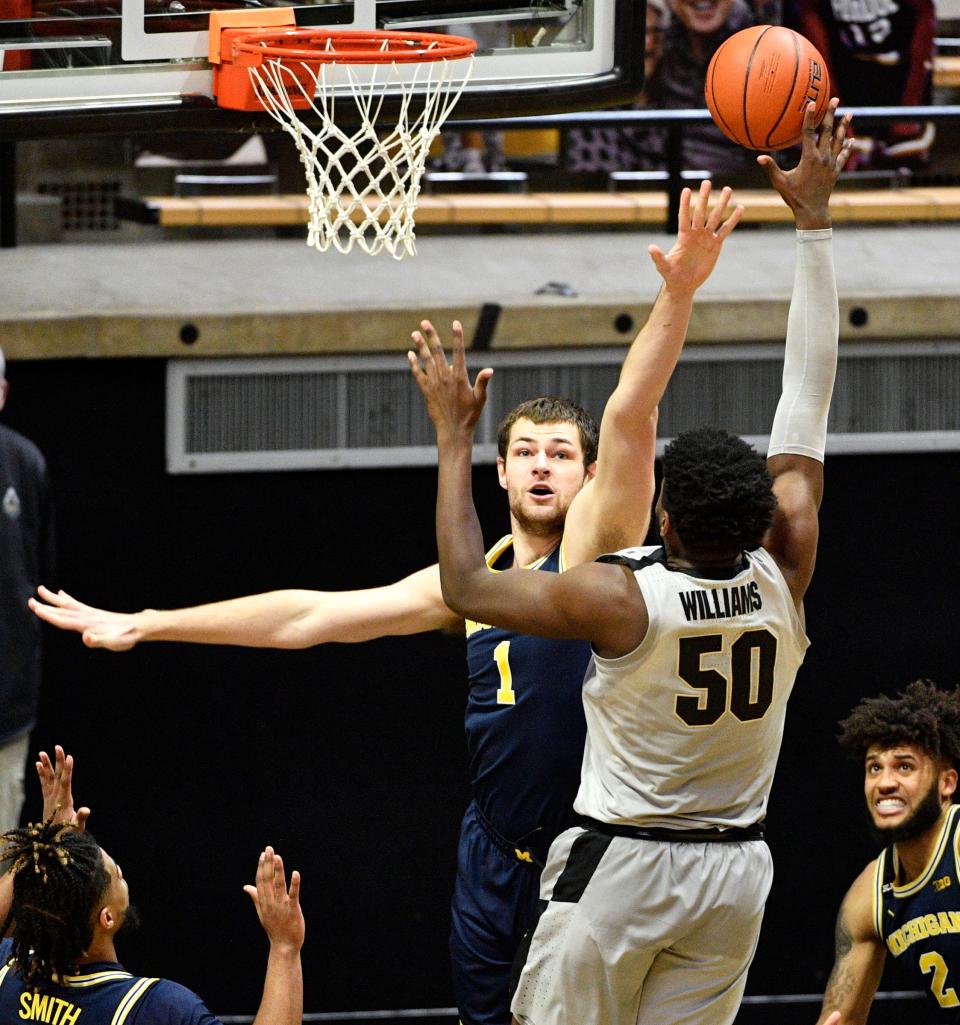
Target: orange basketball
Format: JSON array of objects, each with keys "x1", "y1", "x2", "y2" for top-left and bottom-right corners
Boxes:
[{"x1": 705, "y1": 25, "x2": 830, "y2": 151}]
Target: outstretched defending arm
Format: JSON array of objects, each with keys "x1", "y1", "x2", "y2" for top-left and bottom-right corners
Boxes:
[
  {"x1": 759, "y1": 98, "x2": 852, "y2": 609},
  {"x1": 29, "y1": 565, "x2": 460, "y2": 651},
  {"x1": 563, "y1": 181, "x2": 743, "y2": 565}
]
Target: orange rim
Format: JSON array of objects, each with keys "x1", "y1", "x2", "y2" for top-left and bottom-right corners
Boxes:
[{"x1": 232, "y1": 28, "x2": 477, "y2": 65}]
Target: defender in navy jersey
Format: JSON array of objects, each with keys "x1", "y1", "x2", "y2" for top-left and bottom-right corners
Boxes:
[
  {"x1": 455, "y1": 537, "x2": 591, "y2": 1024},
  {"x1": 29, "y1": 167, "x2": 742, "y2": 1023},
  {"x1": 816, "y1": 681, "x2": 960, "y2": 1025},
  {"x1": 1, "y1": 746, "x2": 304, "y2": 1025}
]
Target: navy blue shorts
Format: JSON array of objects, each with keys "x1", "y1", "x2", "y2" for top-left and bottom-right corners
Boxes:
[{"x1": 449, "y1": 802, "x2": 543, "y2": 1025}]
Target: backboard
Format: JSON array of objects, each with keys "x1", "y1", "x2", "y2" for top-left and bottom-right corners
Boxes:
[{"x1": 0, "y1": 0, "x2": 645, "y2": 138}]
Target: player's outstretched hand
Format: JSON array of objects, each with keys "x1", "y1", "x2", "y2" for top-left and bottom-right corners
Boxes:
[
  {"x1": 818, "y1": 1014, "x2": 841, "y2": 1025},
  {"x1": 243, "y1": 846, "x2": 305, "y2": 952},
  {"x1": 29, "y1": 585, "x2": 139, "y2": 651},
  {"x1": 758, "y1": 97, "x2": 853, "y2": 230},
  {"x1": 407, "y1": 320, "x2": 493, "y2": 447},
  {"x1": 648, "y1": 179, "x2": 742, "y2": 295},
  {"x1": 37, "y1": 745, "x2": 91, "y2": 831}
]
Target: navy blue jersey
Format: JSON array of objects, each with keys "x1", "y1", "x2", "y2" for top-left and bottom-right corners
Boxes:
[
  {"x1": 463, "y1": 536, "x2": 590, "y2": 857},
  {"x1": 876, "y1": 804, "x2": 960, "y2": 1021},
  {"x1": 0, "y1": 939, "x2": 221, "y2": 1025}
]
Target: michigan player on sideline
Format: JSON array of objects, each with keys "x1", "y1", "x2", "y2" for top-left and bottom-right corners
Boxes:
[
  {"x1": 30, "y1": 186, "x2": 743, "y2": 1025},
  {"x1": 411, "y1": 99, "x2": 851, "y2": 1025},
  {"x1": 815, "y1": 681, "x2": 960, "y2": 1025},
  {"x1": 0, "y1": 745, "x2": 304, "y2": 1025}
]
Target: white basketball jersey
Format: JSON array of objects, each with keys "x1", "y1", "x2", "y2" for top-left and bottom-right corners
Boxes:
[{"x1": 574, "y1": 545, "x2": 809, "y2": 830}]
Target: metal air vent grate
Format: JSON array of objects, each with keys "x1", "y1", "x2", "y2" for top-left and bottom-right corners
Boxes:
[{"x1": 167, "y1": 343, "x2": 960, "y2": 474}]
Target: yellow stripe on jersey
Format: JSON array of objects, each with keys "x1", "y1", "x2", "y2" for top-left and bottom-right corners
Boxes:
[
  {"x1": 558, "y1": 533, "x2": 569, "y2": 573},
  {"x1": 873, "y1": 851, "x2": 885, "y2": 940},
  {"x1": 892, "y1": 806, "x2": 960, "y2": 898},
  {"x1": 954, "y1": 810, "x2": 960, "y2": 871},
  {"x1": 484, "y1": 535, "x2": 514, "y2": 570},
  {"x1": 61, "y1": 971, "x2": 133, "y2": 987},
  {"x1": 111, "y1": 977, "x2": 158, "y2": 1025},
  {"x1": 485, "y1": 535, "x2": 558, "y2": 572},
  {"x1": 0, "y1": 964, "x2": 11, "y2": 989}
]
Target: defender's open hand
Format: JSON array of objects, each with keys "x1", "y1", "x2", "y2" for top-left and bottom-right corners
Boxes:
[
  {"x1": 29, "y1": 585, "x2": 139, "y2": 651},
  {"x1": 648, "y1": 180, "x2": 743, "y2": 294},
  {"x1": 407, "y1": 320, "x2": 493, "y2": 446}
]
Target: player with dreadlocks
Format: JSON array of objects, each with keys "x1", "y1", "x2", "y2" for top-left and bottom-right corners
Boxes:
[
  {"x1": 0, "y1": 745, "x2": 304, "y2": 1025},
  {"x1": 815, "y1": 680, "x2": 960, "y2": 1025}
]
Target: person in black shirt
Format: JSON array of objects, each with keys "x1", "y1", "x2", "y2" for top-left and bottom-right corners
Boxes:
[{"x1": 0, "y1": 346, "x2": 56, "y2": 834}]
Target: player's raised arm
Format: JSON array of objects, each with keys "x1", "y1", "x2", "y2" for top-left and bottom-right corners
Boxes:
[
  {"x1": 563, "y1": 180, "x2": 743, "y2": 565},
  {"x1": 815, "y1": 864, "x2": 886, "y2": 1025},
  {"x1": 1, "y1": 743, "x2": 90, "y2": 933},
  {"x1": 757, "y1": 98, "x2": 852, "y2": 609},
  {"x1": 37, "y1": 744, "x2": 91, "y2": 831},
  {"x1": 245, "y1": 846, "x2": 306, "y2": 1025},
  {"x1": 28, "y1": 566, "x2": 460, "y2": 652},
  {"x1": 408, "y1": 326, "x2": 644, "y2": 658}
]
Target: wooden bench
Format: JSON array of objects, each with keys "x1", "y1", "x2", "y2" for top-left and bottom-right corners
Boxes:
[
  {"x1": 934, "y1": 54, "x2": 960, "y2": 88},
  {"x1": 124, "y1": 186, "x2": 960, "y2": 229}
]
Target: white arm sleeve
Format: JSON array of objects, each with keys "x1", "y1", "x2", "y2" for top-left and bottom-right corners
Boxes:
[{"x1": 767, "y1": 227, "x2": 838, "y2": 462}]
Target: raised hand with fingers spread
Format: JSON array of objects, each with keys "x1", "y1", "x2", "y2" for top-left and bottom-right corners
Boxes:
[
  {"x1": 407, "y1": 319, "x2": 493, "y2": 448},
  {"x1": 648, "y1": 179, "x2": 743, "y2": 294},
  {"x1": 243, "y1": 845, "x2": 305, "y2": 1025},
  {"x1": 243, "y1": 845, "x2": 305, "y2": 953},
  {"x1": 37, "y1": 744, "x2": 90, "y2": 830}
]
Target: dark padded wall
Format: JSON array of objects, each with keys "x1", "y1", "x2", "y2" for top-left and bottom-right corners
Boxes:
[{"x1": 3, "y1": 357, "x2": 958, "y2": 1016}]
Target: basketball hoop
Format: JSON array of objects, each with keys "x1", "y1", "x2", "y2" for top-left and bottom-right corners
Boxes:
[{"x1": 211, "y1": 18, "x2": 477, "y2": 259}]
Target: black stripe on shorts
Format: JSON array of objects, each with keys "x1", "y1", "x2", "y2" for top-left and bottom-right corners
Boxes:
[{"x1": 550, "y1": 830, "x2": 613, "y2": 903}]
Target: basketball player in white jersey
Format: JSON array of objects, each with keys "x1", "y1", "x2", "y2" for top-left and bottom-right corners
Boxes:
[{"x1": 410, "y1": 99, "x2": 852, "y2": 1025}]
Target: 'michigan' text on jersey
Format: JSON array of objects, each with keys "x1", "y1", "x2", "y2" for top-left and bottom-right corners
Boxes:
[{"x1": 875, "y1": 804, "x2": 960, "y2": 1018}]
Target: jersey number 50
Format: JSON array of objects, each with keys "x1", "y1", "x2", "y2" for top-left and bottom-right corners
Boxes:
[{"x1": 675, "y1": 629, "x2": 777, "y2": 726}]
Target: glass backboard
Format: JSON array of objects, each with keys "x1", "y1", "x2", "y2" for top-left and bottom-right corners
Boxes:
[{"x1": 0, "y1": 0, "x2": 646, "y2": 137}]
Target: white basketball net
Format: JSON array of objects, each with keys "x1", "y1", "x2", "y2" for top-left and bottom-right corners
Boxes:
[{"x1": 249, "y1": 46, "x2": 473, "y2": 259}]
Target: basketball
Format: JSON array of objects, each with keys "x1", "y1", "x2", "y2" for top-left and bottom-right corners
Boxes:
[{"x1": 705, "y1": 25, "x2": 830, "y2": 151}]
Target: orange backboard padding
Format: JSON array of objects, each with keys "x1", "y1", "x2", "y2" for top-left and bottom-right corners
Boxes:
[{"x1": 208, "y1": 7, "x2": 295, "y2": 65}]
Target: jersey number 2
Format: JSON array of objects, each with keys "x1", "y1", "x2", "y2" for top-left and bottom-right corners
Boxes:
[
  {"x1": 494, "y1": 640, "x2": 516, "y2": 705},
  {"x1": 920, "y1": 951, "x2": 960, "y2": 1008},
  {"x1": 675, "y1": 629, "x2": 777, "y2": 726}
]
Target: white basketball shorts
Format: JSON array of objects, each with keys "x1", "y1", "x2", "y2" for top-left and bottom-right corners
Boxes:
[{"x1": 511, "y1": 824, "x2": 773, "y2": 1025}]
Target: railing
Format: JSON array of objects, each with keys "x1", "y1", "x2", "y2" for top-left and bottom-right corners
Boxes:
[
  {"x1": 447, "y1": 104, "x2": 960, "y2": 234},
  {"x1": 3, "y1": 105, "x2": 960, "y2": 246}
]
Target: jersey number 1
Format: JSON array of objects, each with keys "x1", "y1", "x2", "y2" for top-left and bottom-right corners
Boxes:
[
  {"x1": 675, "y1": 628, "x2": 777, "y2": 726},
  {"x1": 494, "y1": 640, "x2": 516, "y2": 705}
]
